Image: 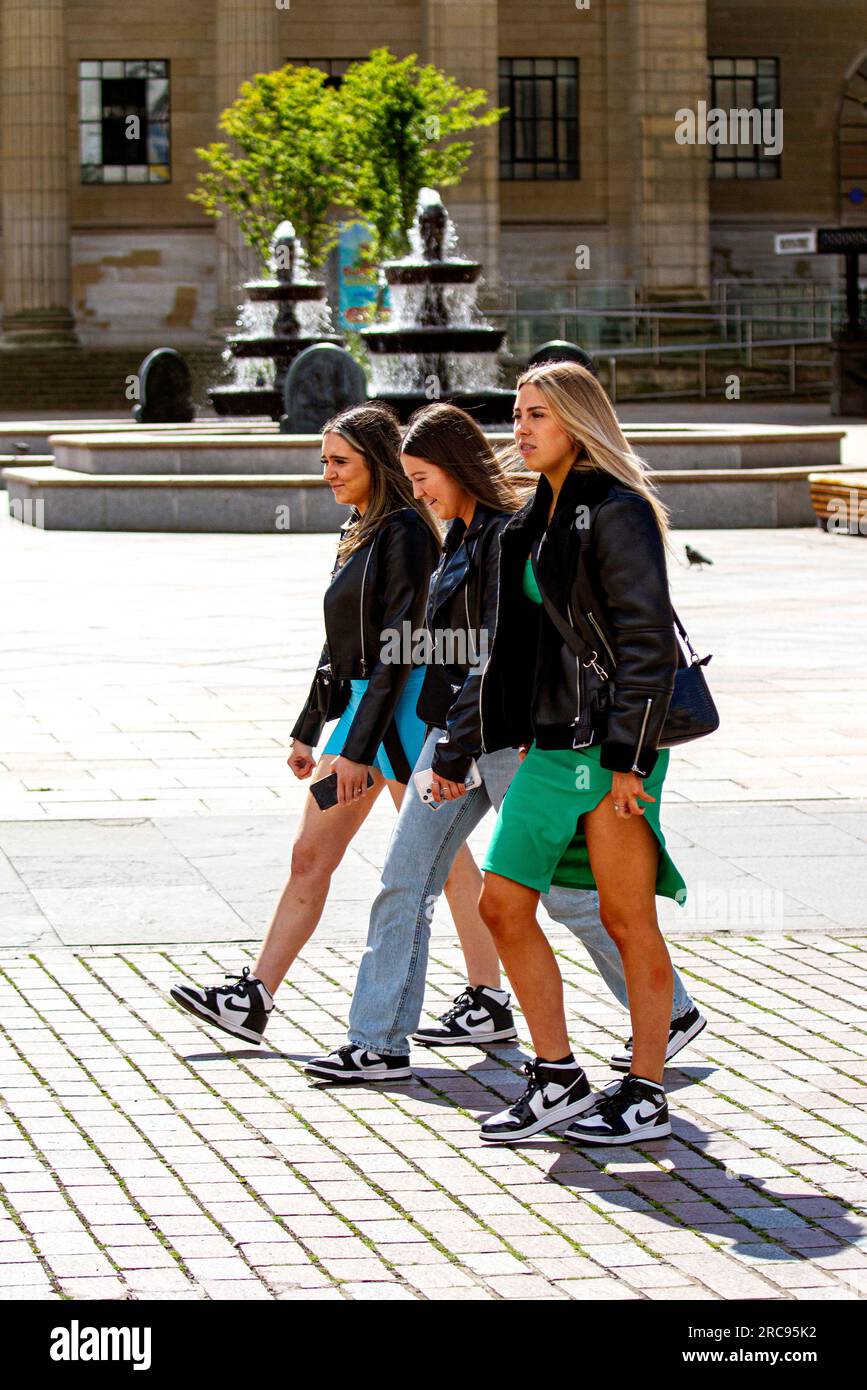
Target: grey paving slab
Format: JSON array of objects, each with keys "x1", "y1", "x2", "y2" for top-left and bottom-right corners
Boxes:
[
  {"x1": 0, "y1": 934, "x2": 864, "y2": 1302},
  {"x1": 1, "y1": 506, "x2": 867, "y2": 814}
]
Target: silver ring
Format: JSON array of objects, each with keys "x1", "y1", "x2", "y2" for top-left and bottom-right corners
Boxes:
[{"x1": 613, "y1": 803, "x2": 622, "y2": 811}]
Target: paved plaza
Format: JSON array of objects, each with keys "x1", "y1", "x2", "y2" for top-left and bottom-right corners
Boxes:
[{"x1": 1, "y1": 492, "x2": 867, "y2": 1301}]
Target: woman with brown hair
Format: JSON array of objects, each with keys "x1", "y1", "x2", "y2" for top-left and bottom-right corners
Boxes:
[{"x1": 168, "y1": 401, "x2": 497, "y2": 1050}]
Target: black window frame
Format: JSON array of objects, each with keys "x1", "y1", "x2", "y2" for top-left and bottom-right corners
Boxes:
[
  {"x1": 708, "y1": 56, "x2": 781, "y2": 181},
  {"x1": 78, "y1": 59, "x2": 171, "y2": 185},
  {"x1": 499, "y1": 57, "x2": 579, "y2": 181},
  {"x1": 293, "y1": 58, "x2": 361, "y2": 90}
]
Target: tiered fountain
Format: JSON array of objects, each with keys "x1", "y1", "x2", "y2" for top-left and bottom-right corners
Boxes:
[
  {"x1": 209, "y1": 221, "x2": 343, "y2": 420},
  {"x1": 362, "y1": 188, "x2": 513, "y2": 424}
]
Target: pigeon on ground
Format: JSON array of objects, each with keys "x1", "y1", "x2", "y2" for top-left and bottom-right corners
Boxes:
[{"x1": 685, "y1": 544, "x2": 713, "y2": 568}]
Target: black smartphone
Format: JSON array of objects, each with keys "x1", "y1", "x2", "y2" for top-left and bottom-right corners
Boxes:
[{"x1": 310, "y1": 770, "x2": 375, "y2": 811}]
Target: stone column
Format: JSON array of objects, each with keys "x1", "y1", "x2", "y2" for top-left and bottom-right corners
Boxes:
[
  {"x1": 213, "y1": 0, "x2": 281, "y2": 326},
  {"x1": 627, "y1": 0, "x2": 710, "y2": 300},
  {"x1": 422, "y1": 0, "x2": 500, "y2": 290},
  {"x1": 0, "y1": 0, "x2": 78, "y2": 346}
]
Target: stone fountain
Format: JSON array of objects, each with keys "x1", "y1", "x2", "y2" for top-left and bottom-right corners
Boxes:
[
  {"x1": 209, "y1": 221, "x2": 343, "y2": 420},
  {"x1": 362, "y1": 188, "x2": 513, "y2": 424}
]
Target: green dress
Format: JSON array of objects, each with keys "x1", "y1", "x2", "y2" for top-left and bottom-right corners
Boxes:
[{"x1": 481, "y1": 556, "x2": 686, "y2": 903}]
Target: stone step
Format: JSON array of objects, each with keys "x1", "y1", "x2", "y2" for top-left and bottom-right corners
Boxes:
[
  {"x1": 0, "y1": 455, "x2": 53, "y2": 492},
  {"x1": 40, "y1": 424, "x2": 845, "y2": 477},
  {"x1": 50, "y1": 433, "x2": 324, "y2": 475},
  {"x1": 3, "y1": 461, "x2": 857, "y2": 533},
  {"x1": 1, "y1": 467, "x2": 343, "y2": 532}
]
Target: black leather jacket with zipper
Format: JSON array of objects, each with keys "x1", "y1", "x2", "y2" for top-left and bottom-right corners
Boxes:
[
  {"x1": 291, "y1": 507, "x2": 440, "y2": 781},
  {"x1": 415, "y1": 502, "x2": 513, "y2": 783},
  {"x1": 480, "y1": 467, "x2": 678, "y2": 777}
]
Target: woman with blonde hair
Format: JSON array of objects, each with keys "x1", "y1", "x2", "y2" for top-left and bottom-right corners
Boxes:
[{"x1": 476, "y1": 360, "x2": 690, "y2": 1145}]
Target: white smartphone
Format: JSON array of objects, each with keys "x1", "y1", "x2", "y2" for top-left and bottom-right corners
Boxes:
[{"x1": 412, "y1": 759, "x2": 483, "y2": 809}]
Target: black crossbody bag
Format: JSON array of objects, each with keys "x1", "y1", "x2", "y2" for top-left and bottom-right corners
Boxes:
[{"x1": 530, "y1": 555, "x2": 719, "y2": 749}]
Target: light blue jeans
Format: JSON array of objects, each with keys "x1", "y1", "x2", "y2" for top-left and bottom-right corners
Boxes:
[{"x1": 348, "y1": 727, "x2": 693, "y2": 1055}]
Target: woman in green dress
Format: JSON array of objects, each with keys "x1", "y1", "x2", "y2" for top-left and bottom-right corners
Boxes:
[{"x1": 476, "y1": 360, "x2": 686, "y2": 1146}]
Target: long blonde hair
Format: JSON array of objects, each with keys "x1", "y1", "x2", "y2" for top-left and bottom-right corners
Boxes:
[
  {"x1": 325, "y1": 402, "x2": 442, "y2": 563},
  {"x1": 513, "y1": 361, "x2": 670, "y2": 539}
]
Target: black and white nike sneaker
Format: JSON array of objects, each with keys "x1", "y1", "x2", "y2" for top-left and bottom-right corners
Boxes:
[
  {"x1": 169, "y1": 966, "x2": 273, "y2": 1045},
  {"x1": 564, "y1": 1074, "x2": 671, "y2": 1145},
  {"x1": 609, "y1": 1004, "x2": 707, "y2": 1072},
  {"x1": 479, "y1": 1058, "x2": 597, "y2": 1144},
  {"x1": 413, "y1": 985, "x2": 518, "y2": 1047},
  {"x1": 304, "y1": 1044, "x2": 412, "y2": 1083}
]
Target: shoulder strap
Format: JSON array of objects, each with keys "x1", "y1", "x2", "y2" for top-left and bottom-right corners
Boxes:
[{"x1": 529, "y1": 548, "x2": 599, "y2": 667}]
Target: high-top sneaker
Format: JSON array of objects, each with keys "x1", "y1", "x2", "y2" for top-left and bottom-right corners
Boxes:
[
  {"x1": 480, "y1": 1057, "x2": 596, "y2": 1143},
  {"x1": 170, "y1": 966, "x2": 273, "y2": 1045},
  {"x1": 609, "y1": 1005, "x2": 707, "y2": 1072},
  {"x1": 413, "y1": 985, "x2": 518, "y2": 1047},
  {"x1": 564, "y1": 1073, "x2": 671, "y2": 1145},
  {"x1": 304, "y1": 1044, "x2": 412, "y2": 1083}
]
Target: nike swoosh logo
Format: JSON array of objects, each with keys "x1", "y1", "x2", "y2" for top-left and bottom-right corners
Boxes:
[
  {"x1": 538, "y1": 1081, "x2": 584, "y2": 1111},
  {"x1": 223, "y1": 997, "x2": 250, "y2": 1013},
  {"x1": 460, "y1": 1010, "x2": 493, "y2": 1027},
  {"x1": 635, "y1": 1101, "x2": 662, "y2": 1121}
]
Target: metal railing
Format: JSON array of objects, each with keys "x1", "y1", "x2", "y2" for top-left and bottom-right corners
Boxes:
[
  {"x1": 598, "y1": 336, "x2": 831, "y2": 404},
  {"x1": 488, "y1": 302, "x2": 841, "y2": 358},
  {"x1": 489, "y1": 278, "x2": 856, "y2": 356}
]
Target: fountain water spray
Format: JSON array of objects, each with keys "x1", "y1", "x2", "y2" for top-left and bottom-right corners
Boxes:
[
  {"x1": 209, "y1": 222, "x2": 342, "y2": 420},
  {"x1": 362, "y1": 188, "x2": 512, "y2": 424}
]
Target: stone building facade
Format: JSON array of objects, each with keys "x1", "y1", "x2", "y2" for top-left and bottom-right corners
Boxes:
[{"x1": 0, "y1": 0, "x2": 863, "y2": 347}]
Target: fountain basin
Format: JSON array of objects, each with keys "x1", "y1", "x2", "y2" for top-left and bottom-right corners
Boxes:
[
  {"x1": 226, "y1": 334, "x2": 343, "y2": 358},
  {"x1": 369, "y1": 390, "x2": 515, "y2": 425},
  {"x1": 362, "y1": 327, "x2": 505, "y2": 354},
  {"x1": 385, "y1": 262, "x2": 480, "y2": 285},
  {"x1": 209, "y1": 386, "x2": 283, "y2": 418},
  {"x1": 3, "y1": 425, "x2": 847, "y2": 530},
  {"x1": 245, "y1": 282, "x2": 327, "y2": 302}
]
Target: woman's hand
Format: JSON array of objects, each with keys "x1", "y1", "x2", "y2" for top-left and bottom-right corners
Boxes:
[
  {"x1": 287, "y1": 741, "x2": 316, "y2": 779},
  {"x1": 429, "y1": 773, "x2": 468, "y2": 804},
  {"x1": 332, "y1": 755, "x2": 372, "y2": 806},
  {"x1": 611, "y1": 770, "x2": 656, "y2": 819}
]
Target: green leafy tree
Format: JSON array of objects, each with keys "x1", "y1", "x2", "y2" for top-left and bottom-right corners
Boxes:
[
  {"x1": 191, "y1": 49, "x2": 506, "y2": 273},
  {"x1": 339, "y1": 48, "x2": 506, "y2": 259},
  {"x1": 190, "y1": 65, "x2": 347, "y2": 268}
]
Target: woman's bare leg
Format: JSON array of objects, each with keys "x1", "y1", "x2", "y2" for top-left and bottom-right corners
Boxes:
[
  {"x1": 582, "y1": 795, "x2": 673, "y2": 1083},
  {"x1": 478, "y1": 874, "x2": 569, "y2": 1059},
  {"x1": 383, "y1": 783, "x2": 502, "y2": 989},
  {"x1": 253, "y1": 755, "x2": 386, "y2": 994}
]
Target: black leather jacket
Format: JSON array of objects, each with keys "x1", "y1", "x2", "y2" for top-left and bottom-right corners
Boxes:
[
  {"x1": 481, "y1": 467, "x2": 678, "y2": 776},
  {"x1": 415, "y1": 503, "x2": 513, "y2": 782},
  {"x1": 291, "y1": 507, "x2": 441, "y2": 781}
]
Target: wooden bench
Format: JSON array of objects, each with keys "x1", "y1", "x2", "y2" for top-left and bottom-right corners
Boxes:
[{"x1": 809, "y1": 471, "x2": 867, "y2": 535}]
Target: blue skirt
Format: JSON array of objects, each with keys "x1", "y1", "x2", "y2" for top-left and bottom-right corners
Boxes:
[{"x1": 322, "y1": 665, "x2": 428, "y2": 783}]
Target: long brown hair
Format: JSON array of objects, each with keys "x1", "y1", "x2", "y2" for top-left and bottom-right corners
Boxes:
[
  {"x1": 401, "y1": 403, "x2": 527, "y2": 513},
  {"x1": 325, "y1": 402, "x2": 441, "y2": 562},
  {"x1": 512, "y1": 361, "x2": 670, "y2": 539}
]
